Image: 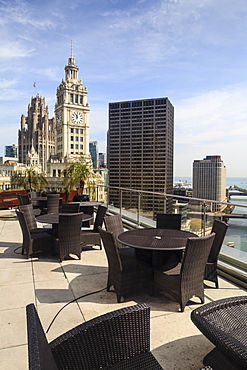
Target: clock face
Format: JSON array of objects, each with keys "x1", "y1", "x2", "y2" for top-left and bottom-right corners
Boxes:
[{"x1": 72, "y1": 111, "x2": 83, "y2": 124}]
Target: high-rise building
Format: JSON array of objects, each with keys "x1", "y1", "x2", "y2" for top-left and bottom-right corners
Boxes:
[
  {"x1": 54, "y1": 53, "x2": 90, "y2": 161},
  {"x1": 108, "y1": 98, "x2": 174, "y2": 216},
  {"x1": 193, "y1": 155, "x2": 227, "y2": 211},
  {"x1": 5, "y1": 144, "x2": 18, "y2": 158},
  {"x1": 89, "y1": 141, "x2": 98, "y2": 168},
  {"x1": 18, "y1": 95, "x2": 55, "y2": 172},
  {"x1": 99, "y1": 152, "x2": 106, "y2": 168}
]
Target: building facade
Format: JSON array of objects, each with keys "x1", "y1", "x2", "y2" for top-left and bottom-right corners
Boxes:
[
  {"x1": 108, "y1": 98, "x2": 174, "y2": 217},
  {"x1": 193, "y1": 155, "x2": 227, "y2": 212},
  {"x1": 99, "y1": 152, "x2": 107, "y2": 168},
  {"x1": 89, "y1": 141, "x2": 98, "y2": 168},
  {"x1": 18, "y1": 95, "x2": 55, "y2": 172},
  {"x1": 5, "y1": 144, "x2": 18, "y2": 158}
]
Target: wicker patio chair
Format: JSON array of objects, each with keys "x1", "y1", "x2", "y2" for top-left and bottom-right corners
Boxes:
[
  {"x1": 26, "y1": 302, "x2": 163, "y2": 370},
  {"x1": 156, "y1": 213, "x2": 182, "y2": 230},
  {"x1": 99, "y1": 226, "x2": 153, "y2": 303},
  {"x1": 81, "y1": 204, "x2": 107, "y2": 249},
  {"x1": 104, "y1": 214, "x2": 135, "y2": 260},
  {"x1": 19, "y1": 204, "x2": 52, "y2": 234},
  {"x1": 53, "y1": 212, "x2": 84, "y2": 261},
  {"x1": 46, "y1": 194, "x2": 60, "y2": 214},
  {"x1": 154, "y1": 233, "x2": 215, "y2": 312},
  {"x1": 17, "y1": 193, "x2": 31, "y2": 205},
  {"x1": 61, "y1": 202, "x2": 80, "y2": 213},
  {"x1": 30, "y1": 191, "x2": 42, "y2": 209},
  {"x1": 191, "y1": 296, "x2": 247, "y2": 370},
  {"x1": 16, "y1": 209, "x2": 53, "y2": 258},
  {"x1": 204, "y1": 220, "x2": 228, "y2": 288}
]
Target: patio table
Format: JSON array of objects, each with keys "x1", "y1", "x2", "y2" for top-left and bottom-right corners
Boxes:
[
  {"x1": 36, "y1": 213, "x2": 93, "y2": 237},
  {"x1": 117, "y1": 228, "x2": 197, "y2": 268}
]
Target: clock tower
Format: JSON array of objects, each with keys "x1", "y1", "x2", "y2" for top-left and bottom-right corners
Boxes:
[{"x1": 54, "y1": 51, "x2": 90, "y2": 161}]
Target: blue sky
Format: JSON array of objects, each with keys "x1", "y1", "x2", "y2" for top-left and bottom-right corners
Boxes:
[{"x1": 1, "y1": 0, "x2": 247, "y2": 177}]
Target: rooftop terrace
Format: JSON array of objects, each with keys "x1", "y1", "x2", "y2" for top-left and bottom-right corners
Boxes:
[{"x1": 0, "y1": 208, "x2": 246, "y2": 369}]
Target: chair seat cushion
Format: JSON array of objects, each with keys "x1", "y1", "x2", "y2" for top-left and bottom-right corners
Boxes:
[
  {"x1": 30, "y1": 227, "x2": 52, "y2": 234},
  {"x1": 119, "y1": 247, "x2": 135, "y2": 260}
]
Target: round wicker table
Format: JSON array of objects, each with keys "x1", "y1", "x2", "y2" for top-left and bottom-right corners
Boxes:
[{"x1": 117, "y1": 228, "x2": 197, "y2": 267}]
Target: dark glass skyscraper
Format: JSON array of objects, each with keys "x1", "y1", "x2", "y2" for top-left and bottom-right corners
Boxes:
[{"x1": 108, "y1": 97, "x2": 174, "y2": 217}]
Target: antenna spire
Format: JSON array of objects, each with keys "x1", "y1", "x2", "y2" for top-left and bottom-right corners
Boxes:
[{"x1": 71, "y1": 40, "x2": 73, "y2": 58}]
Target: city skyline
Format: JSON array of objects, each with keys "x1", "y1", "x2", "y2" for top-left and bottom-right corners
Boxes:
[{"x1": 1, "y1": 0, "x2": 247, "y2": 177}]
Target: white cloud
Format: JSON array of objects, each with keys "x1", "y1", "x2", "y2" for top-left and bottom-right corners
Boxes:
[{"x1": 174, "y1": 84, "x2": 247, "y2": 176}]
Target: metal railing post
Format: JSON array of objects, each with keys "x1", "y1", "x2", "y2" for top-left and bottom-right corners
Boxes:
[
  {"x1": 137, "y1": 192, "x2": 141, "y2": 227},
  {"x1": 202, "y1": 202, "x2": 207, "y2": 236},
  {"x1": 120, "y1": 189, "x2": 123, "y2": 216}
]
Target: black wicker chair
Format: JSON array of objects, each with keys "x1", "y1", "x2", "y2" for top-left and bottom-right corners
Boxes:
[
  {"x1": 81, "y1": 204, "x2": 107, "y2": 249},
  {"x1": 154, "y1": 233, "x2": 215, "y2": 312},
  {"x1": 19, "y1": 204, "x2": 52, "y2": 234},
  {"x1": 104, "y1": 214, "x2": 135, "y2": 260},
  {"x1": 53, "y1": 212, "x2": 84, "y2": 262},
  {"x1": 47, "y1": 194, "x2": 60, "y2": 214},
  {"x1": 30, "y1": 191, "x2": 42, "y2": 212},
  {"x1": 191, "y1": 296, "x2": 247, "y2": 370},
  {"x1": 16, "y1": 209, "x2": 53, "y2": 258},
  {"x1": 61, "y1": 202, "x2": 80, "y2": 213},
  {"x1": 99, "y1": 226, "x2": 153, "y2": 303},
  {"x1": 204, "y1": 220, "x2": 228, "y2": 288},
  {"x1": 26, "y1": 302, "x2": 163, "y2": 370},
  {"x1": 17, "y1": 193, "x2": 31, "y2": 205},
  {"x1": 156, "y1": 213, "x2": 182, "y2": 230}
]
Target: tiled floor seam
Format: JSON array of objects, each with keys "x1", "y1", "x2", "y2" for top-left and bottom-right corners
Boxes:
[{"x1": 0, "y1": 343, "x2": 27, "y2": 351}]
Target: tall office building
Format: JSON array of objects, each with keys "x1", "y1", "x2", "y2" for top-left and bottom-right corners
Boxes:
[
  {"x1": 193, "y1": 155, "x2": 227, "y2": 211},
  {"x1": 18, "y1": 96, "x2": 55, "y2": 172},
  {"x1": 108, "y1": 98, "x2": 174, "y2": 216},
  {"x1": 99, "y1": 152, "x2": 106, "y2": 168},
  {"x1": 5, "y1": 144, "x2": 18, "y2": 158},
  {"x1": 89, "y1": 141, "x2": 98, "y2": 168}
]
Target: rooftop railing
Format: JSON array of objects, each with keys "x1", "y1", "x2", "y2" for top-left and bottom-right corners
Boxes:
[{"x1": 89, "y1": 185, "x2": 247, "y2": 289}]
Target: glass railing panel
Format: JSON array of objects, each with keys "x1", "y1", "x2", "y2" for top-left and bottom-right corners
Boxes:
[{"x1": 99, "y1": 184, "x2": 247, "y2": 255}]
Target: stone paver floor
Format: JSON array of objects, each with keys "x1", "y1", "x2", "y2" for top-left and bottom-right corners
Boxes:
[{"x1": 0, "y1": 209, "x2": 246, "y2": 369}]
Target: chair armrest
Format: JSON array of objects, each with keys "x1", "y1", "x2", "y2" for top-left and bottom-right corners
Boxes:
[
  {"x1": 191, "y1": 296, "x2": 247, "y2": 369},
  {"x1": 50, "y1": 304, "x2": 151, "y2": 369}
]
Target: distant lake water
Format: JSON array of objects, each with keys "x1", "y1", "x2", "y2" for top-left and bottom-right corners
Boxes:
[
  {"x1": 174, "y1": 176, "x2": 247, "y2": 189},
  {"x1": 174, "y1": 177, "x2": 247, "y2": 252}
]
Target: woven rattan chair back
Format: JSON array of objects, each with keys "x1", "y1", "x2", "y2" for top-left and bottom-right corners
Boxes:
[
  {"x1": 26, "y1": 303, "x2": 163, "y2": 370},
  {"x1": 93, "y1": 204, "x2": 107, "y2": 231},
  {"x1": 16, "y1": 209, "x2": 53, "y2": 259},
  {"x1": 16, "y1": 209, "x2": 32, "y2": 257},
  {"x1": 181, "y1": 234, "x2": 215, "y2": 282},
  {"x1": 98, "y1": 226, "x2": 123, "y2": 272},
  {"x1": 61, "y1": 202, "x2": 80, "y2": 213},
  {"x1": 30, "y1": 191, "x2": 41, "y2": 207},
  {"x1": 47, "y1": 194, "x2": 60, "y2": 214},
  {"x1": 104, "y1": 214, "x2": 125, "y2": 249},
  {"x1": 55, "y1": 212, "x2": 84, "y2": 261},
  {"x1": 156, "y1": 213, "x2": 182, "y2": 230},
  {"x1": 208, "y1": 220, "x2": 228, "y2": 262},
  {"x1": 17, "y1": 193, "x2": 31, "y2": 205},
  {"x1": 204, "y1": 219, "x2": 228, "y2": 288},
  {"x1": 19, "y1": 204, "x2": 37, "y2": 230},
  {"x1": 154, "y1": 233, "x2": 215, "y2": 312}
]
